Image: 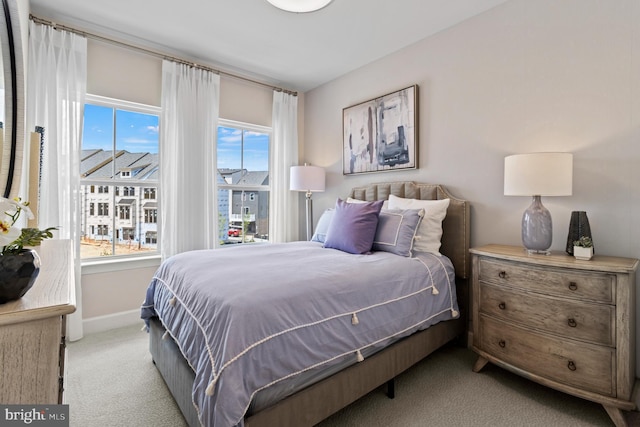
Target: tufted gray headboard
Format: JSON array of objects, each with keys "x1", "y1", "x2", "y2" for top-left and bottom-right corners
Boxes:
[{"x1": 349, "y1": 181, "x2": 471, "y2": 279}]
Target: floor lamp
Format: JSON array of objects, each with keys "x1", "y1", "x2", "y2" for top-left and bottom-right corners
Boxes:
[{"x1": 290, "y1": 164, "x2": 325, "y2": 240}]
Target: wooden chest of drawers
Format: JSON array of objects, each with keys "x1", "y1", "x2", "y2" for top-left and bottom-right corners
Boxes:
[
  {"x1": 0, "y1": 240, "x2": 75, "y2": 404},
  {"x1": 470, "y1": 244, "x2": 638, "y2": 427}
]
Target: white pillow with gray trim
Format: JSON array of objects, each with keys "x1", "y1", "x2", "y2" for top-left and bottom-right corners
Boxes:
[{"x1": 387, "y1": 195, "x2": 450, "y2": 255}]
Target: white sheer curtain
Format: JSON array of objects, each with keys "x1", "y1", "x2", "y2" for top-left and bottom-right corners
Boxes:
[
  {"x1": 160, "y1": 61, "x2": 220, "y2": 259},
  {"x1": 26, "y1": 22, "x2": 87, "y2": 341},
  {"x1": 269, "y1": 91, "x2": 299, "y2": 243}
]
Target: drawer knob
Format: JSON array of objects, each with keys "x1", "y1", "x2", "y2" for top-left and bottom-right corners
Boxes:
[
  {"x1": 567, "y1": 318, "x2": 577, "y2": 328},
  {"x1": 498, "y1": 271, "x2": 508, "y2": 279},
  {"x1": 568, "y1": 282, "x2": 578, "y2": 291},
  {"x1": 498, "y1": 340, "x2": 506, "y2": 348},
  {"x1": 567, "y1": 361, "x2": 577, "y2": 371},
  {"x1": 498, "y1": 302, "x2": 506, "y2": 310}
]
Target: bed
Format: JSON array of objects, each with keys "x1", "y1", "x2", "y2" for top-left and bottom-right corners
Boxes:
[{"x1": 142, "y1": 181, "x2": 470, "y2": 427}]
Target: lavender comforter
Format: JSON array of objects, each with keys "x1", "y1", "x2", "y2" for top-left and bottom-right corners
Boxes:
[{"x1": 141, "y1": 241, "x2": 459, "y2": 427}]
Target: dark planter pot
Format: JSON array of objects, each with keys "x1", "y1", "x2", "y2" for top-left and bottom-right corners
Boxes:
[{"x1": 0, "y1": 249, "x2": 41, "y2": 304}]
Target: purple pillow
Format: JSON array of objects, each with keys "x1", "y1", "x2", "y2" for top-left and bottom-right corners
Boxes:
[{"x1": 324, "y1": 198, "x2": 384, "y2": 254}]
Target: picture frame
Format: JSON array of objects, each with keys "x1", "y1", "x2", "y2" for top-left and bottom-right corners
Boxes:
[{"x1": 342, "y1": 85, "x2": 418, "y2": 175}]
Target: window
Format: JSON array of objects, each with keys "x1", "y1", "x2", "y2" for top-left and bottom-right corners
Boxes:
[
  {"x1": 97, "y1": 203, "x2": 109, "y2": 216},
  {"x1": 119, "y1": 206, "x2": 130, "y2": 220},
  {"x1": 97, "y1": 225, "x2": 109, "y2": 236},
  {"x1": 144, "y1": 208, "x2": 157, "y2": 224},
  {"x1": 217, "y1": 120, "x2": 271, "y2": 245},
  {"x1": 144, "y1": 187, "x2": 156, "y2": 199},
  {"x1": 80, "y1": 95, "x2": 160, "y2": 259}
]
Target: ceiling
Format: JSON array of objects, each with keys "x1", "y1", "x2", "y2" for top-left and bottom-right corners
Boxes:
[{"x1": 29, "y1": 0, "x2": 508, "y2": 92}]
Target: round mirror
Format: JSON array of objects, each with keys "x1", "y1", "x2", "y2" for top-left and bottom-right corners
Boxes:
[{"x1": 0, "y1": 0, "x2": 25, "y2": 199}]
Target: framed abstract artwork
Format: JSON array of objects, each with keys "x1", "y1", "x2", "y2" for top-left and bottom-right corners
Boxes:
[{"x1": 342, "y1": 85, "x2": 418, "y2": 175}]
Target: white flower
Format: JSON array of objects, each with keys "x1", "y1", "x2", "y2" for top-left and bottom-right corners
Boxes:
[
  {"x1": 0, "y1": 197, "x2": 34, "y2": 220},
  {"x1": 0, "y1": 196, "x2": 52, "y2": 255},
  {"x1": 0, "y1": 220, "x2": 20, "y2": 246}
]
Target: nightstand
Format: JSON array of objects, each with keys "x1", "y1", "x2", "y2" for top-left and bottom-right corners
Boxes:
[{"x1": 470, "y1": 244, "x2": 638, "y2": 427}]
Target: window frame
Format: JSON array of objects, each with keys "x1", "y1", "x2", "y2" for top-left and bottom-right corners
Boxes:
[
  {"x1": 80, "y1": 94, "x2": 161, "y2": 264},
  {"x1": 216, "y1": 119, "x2": 272, "y2": 247}
]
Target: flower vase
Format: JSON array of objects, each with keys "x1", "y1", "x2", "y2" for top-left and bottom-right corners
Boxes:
[{"x1": 0, "y1": 249, "x2": 41, "y2": 304}]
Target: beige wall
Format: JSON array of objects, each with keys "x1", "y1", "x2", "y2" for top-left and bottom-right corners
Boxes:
[
  {"x1": 87, "y1": 40, "x2": 163, "y2": 106},
  {"x1": 303, "y1": 0, "x2": 640, "y2": 369},
  {"x1": 81, "y1": 41, "x2": 298, "y2": 320},
  {"x1": 82, "y1": 264, "x2": 158, "y2": 318}
]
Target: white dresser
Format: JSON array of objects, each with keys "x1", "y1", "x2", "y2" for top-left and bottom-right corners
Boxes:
[
  {"x1": 0, "y1": 239, "x2": 76, "y2": 404},
  {"x1": 470, "y1": 244, "x2": 638, "y2": 427}
]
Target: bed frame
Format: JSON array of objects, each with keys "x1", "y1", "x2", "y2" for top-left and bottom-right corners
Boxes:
[{"x1": 149, "y1": 181, "x2": 470, "y2": 427}]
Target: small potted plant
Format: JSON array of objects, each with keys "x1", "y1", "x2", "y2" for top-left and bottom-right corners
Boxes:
[{"x1": 572, "y1": 236, "x2": 593, "y2": 260}]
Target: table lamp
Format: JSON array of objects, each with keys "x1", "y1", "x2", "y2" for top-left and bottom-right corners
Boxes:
[
  {"x1": 290, "y1": 164, "x2": 325, "y2": 240},
  {"x1": 504, "y1": 152, "x2": 573, "y2": 254}
]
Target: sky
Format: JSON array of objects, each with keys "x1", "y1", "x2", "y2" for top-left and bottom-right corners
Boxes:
[
  {"x1": 217, "y1": 126, "x2": 269, "y2": 172},
  {"x1": 82, "y1": 104, "x2": 159, "y2": 154},
  {"x1": 82, "y1": 104, "x2": 269, "y2": 172}
]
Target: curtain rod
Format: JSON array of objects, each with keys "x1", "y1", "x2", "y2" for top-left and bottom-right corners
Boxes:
[{"x1": 29, "y1": 14, "x2": 298, "y2": 96}]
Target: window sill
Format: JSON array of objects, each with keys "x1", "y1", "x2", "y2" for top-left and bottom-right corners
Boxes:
[{"x1": 81, "y1": 254, "x2": 161, "y2": 275}]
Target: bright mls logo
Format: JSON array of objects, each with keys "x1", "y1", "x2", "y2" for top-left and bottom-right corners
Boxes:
[{"x1": 1, "y1": 405, "x2": 69, "y2": 426}]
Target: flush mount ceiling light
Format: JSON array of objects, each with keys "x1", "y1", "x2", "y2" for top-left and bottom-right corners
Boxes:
[{"x1": 266, "y1": 0, "x2": 334, "y2": 13}]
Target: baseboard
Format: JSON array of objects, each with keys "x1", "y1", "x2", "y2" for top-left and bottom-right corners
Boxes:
[{"x1": 83, "y1": 309, "x2": 142, "y2": 335}]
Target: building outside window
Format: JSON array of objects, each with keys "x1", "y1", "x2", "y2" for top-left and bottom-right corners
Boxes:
[
  {"x1": 217, "y1": 120, "x2": 270, "y2": 245},
  {"x1": 80, "y1": 95, "x2": 160, "y2": 259},
  {"x1": 80, "y1": 100, "x2": 270, "y2": 256}
]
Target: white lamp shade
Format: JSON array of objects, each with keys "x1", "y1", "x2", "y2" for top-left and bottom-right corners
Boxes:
[
  {"x1": 266, "y1": 0, "x2": 333, "y2": 13},
  {"x1": 504, "y1": 153, "x2": 573, "y2": 196},
  {"x1": 290, "y1": 165, "x2": 326, "y2": 192}
]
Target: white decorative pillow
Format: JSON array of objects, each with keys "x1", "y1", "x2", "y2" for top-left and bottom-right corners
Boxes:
[
  {"x1": 311, "y1": 209, "x2": 334, "y2": 243},
  {"x1": 387, "y1": 195, "x2": 450, "y2": 255}
]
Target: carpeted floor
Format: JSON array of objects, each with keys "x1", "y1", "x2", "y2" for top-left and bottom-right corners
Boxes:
[{"x1": 66, "y1": 324, "x2": 638, "y2": 426}]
